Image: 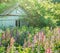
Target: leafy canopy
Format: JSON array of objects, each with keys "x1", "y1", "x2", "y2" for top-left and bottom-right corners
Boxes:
[{"x1": 19, "y1": 0, "x2": 60, "y2": 28}]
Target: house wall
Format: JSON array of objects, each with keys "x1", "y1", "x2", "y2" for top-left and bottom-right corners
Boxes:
[
  {"x1": 0, "y1": 6, "x2": 27, "y2": 29},
  {"x1": 0, "y1": 16, "x2": 28, "y2": 29},
  {"x1": 0, "y1": 16, "x2": 19, "y2": 28}
]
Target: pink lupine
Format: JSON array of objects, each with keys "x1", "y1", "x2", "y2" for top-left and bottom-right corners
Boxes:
[
  {"x1": 45, "y1": 48, "x2": 51, "y2": 53},
  {"x1": 38, "y1": 32, "x2": 45, "y2": 42},
  {"x1": 58, "y1": 28, "x2": 60, "y2": 34},
  {"x1": 0, "y1": 42, "x2": 1, "y2": 46},
  {"x1": 38, "y1": 32, "x2": 41, "y2": 41},
  {"x1": 28, "y1": 41, "x2": 32, "y2": 47},
  {"x1": 33, "y1": 35, "x2": 37, "y2": 43},
  {"x1": 23, "y1": 39, "x2": 27, "y2": 48},
  {"x1": 2, "y1": 33, "x2": 5, "y2": 40},
  {"x1": 41, "y1": 32, "x2": 45, "y2": 42},
  {"x1": 10, "y1": 37, "x2": 15, "y2": 47}
]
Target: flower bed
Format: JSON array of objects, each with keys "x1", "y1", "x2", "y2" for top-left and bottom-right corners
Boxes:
[{"x1": 0, "y1": 26, "x2": 60, "y2": 53}]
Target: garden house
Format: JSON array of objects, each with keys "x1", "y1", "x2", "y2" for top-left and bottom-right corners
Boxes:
[{"x1": 0, "y1": 4, "x2": 28, "y2": 29}]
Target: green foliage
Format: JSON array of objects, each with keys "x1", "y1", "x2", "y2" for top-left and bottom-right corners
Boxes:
[
  {"x1": 23, "y1": 48, "x2": 32, "y2": 53},
  {"x1": 52, "y1": 0, "x2": 60, "y2": 3},
  {"x1": 0, "y1": 0, "x2": 17, "y2": 14},
  {"x1": 12, "y1": 26, "x2": 40, "y2": 46},
  {"x1": 0, "y1": 46, "x2": 5, "y2": 53},
  {"x1": 19, "y1": 0, "x2": 58, "y2": 28},
  {"x1": 54, "y1": 3, "x2": 60, "y2": 26}
]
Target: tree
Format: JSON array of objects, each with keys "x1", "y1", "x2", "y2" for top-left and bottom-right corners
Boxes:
[{"x1": 19, "y1": 0, "x2": 57, "y2": 28}]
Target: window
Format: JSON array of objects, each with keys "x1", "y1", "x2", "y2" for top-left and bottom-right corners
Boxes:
[{"x1": 15, "y1": 20, "x2": 20, "y2": 27}]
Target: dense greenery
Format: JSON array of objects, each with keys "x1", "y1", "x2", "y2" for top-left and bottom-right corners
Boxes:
[
  {"x1": 19, "y1": 0, "x2": 60, "y2": 28},
  {"x1": 0, "y1": 0, "x2": 17, "y2": 13}
]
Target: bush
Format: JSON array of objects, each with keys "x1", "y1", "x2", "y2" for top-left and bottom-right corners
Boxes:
[{"x1": 0, "y1": 46, "x2": 5, "y2": 53}]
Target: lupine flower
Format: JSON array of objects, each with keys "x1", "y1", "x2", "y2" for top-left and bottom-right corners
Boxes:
[
  {"x1": 38, "y1": 32, "x2": 41, "y2": 41},
  {"x1": 23, "y1": 39, "x2": 27, "y2": 48},
  {"x1": 58, "y1": 28, "x2": 60, "y2": 34},
  {"x1": 38, "y1": 32, "x2": 45, "y2": 42},
  {"x1": 10, "y1": 37, "x2": 15, "y2": 47},
  {"x1": 41, "y1": 33, "x2": 45, "y2": 42},
  {"x1": 0, "y1": 42, "x2": 1, "y2": 46},
  {"x1": 27, "y1": 40, "x2": 32, "y2": 47},
  {"x1": 33, "y1": 35, "x2": 37, "y2": 43},
  {"x1": 2, "y1": 33, "x2": 5, "y2": 40},
  {"x1": 58, "y1": 28, "x2": 60, "y2": 33},
  {"x1": 45, "y1": 47, "x2": 52, "y2": 53}
]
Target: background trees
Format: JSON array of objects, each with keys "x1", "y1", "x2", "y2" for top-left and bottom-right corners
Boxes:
[
  {"x1": 0, "y1": 0, "x2": 17, "y2": 13},
  {"x1": 19, "y1": 0, "x2": 60, "y2": 28},
  {"x1": 0, "y1": 0, "x2": 17, "y2": 3}
]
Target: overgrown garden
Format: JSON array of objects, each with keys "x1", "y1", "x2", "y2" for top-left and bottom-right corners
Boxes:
[{"x1": 0, "y1": 0, "x2": 60, "y2": 53}]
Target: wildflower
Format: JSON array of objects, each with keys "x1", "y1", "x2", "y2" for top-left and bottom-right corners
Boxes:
[
  {"x1": 38, "y1": 32, "x2": 41, "y2": 41},
  {"x1": 45, "y1": 47, "x2": 52, "y2": 53},
  {"x1": 10, "y1": 37, "x2": 15, "y2": 47},
  {"x1": 0, "y1": 42, "x2": 1, "y2": 46},
  {"x1": 27, "y1": 40, "x2": 32, "y2": 47},
  {"x1": 33, "y1": 35, "x2": 37, "y2": 43},
  {"x1": 38, "y1": 32, "x2": 45, "y2": 42},
  {"x1": 2, "y1": 33, "x2": 5, "y2": 40},
  {"x1": 58, "y1": 28, "x2": 60, "y2": 35},
  {"x1": 23, "y1": 39, "x2": 27, "y2": 48}
]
